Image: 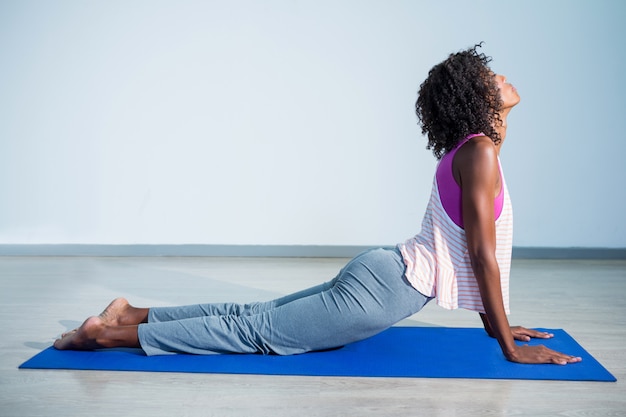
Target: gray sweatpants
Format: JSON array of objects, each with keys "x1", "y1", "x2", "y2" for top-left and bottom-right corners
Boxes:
[{"x1": 137, "y1": 247, "x2": 431, "y2": 356}]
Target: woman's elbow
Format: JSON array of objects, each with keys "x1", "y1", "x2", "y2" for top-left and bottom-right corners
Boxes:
[{"x1": 468, "y1": 249, "x2": 499, "y2": 276}]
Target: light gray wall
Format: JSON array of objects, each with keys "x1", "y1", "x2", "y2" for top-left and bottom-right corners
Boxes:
[{"x1": 1, "y1": 0, "x2": 625, "y2": 248}]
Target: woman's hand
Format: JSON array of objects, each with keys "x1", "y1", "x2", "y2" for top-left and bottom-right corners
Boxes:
[
  {"x1": 479, "y1": 315, "x2": 555, "y2": 342},
  {"x1": 506, "y1": 344, "x2": 582, "y2": 365},
  {"x1": 504, "y1": 326, "x2": 582, "y2": 364},
  {"x1": 510, "y1": 326, "x2": 553, "y2": 342}
]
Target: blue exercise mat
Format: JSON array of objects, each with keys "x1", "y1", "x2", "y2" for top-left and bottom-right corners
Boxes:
[{"x1": 19, "y1": 327, "x2": 616, "y2": 381}]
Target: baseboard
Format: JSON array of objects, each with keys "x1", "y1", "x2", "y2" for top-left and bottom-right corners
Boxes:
[
  {"x1": 0, "y1": 244, "x2": 370, "y2": 258},
  {"x1": 512, "y1": 247, "x2": 626, "y2": 260},
  {"x1": 0, "y1": 244, "x2": 625, "y2": 259}
]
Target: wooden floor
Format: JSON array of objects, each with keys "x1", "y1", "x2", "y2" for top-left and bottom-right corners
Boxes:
[{"x1": 1, "y1": 256, "x2": 625, "y2": 416}]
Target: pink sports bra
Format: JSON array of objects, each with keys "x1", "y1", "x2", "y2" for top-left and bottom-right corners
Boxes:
[{"x1": 435, "y1": 133, "x2": 504, "y2": 229}]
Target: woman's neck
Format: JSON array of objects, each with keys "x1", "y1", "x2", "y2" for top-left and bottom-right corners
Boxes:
[{"x1": 495, "y1": 108, "x2": 511, "y2": 153}]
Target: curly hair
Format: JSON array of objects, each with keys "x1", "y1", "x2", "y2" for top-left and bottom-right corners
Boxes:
[{"x1": 416, "y1": 43, "x2": 503, "y2": 159}]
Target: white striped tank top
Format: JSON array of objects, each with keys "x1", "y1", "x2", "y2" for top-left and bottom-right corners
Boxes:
[{"x1": 398, "y1": 154, "x2": 514, "y2": 314}]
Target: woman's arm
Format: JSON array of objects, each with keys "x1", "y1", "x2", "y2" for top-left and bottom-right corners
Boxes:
[
  {"x1": 456, "y1": 137, "x2": 580, "y2": 365},
  {"x1": 479, "y1": 312, "x2": 495, "y2": 337}
]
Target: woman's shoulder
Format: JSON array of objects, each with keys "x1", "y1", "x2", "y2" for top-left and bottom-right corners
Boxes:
[
  {"x1": 454, "y1": 135, "x2": 498, "y2": 167},
  {"x1": 452, "y1": 135, "x2": 499, "y2": 187}
]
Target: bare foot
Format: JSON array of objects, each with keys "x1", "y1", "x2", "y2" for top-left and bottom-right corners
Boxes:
[
  {"x1": 61, "y1": 328, "x2": 77, "y2": 338},
  {"x1": 58, "y1": 298, "x2": 130, "y2": 338},
  {"x1": 54, "y1": 316, "x2": 105, "y2": 350},
  {"x1": 99, "y1": 297, "x2": 131, "y2": 326}
]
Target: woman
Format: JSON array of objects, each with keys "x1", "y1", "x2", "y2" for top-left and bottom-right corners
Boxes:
[{"x1": 55, "y1": 45, "x2": 581, "y2": 365}]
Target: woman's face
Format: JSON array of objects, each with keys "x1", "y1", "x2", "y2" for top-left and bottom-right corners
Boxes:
[{"x1": 494, "y1": 74, "x2": 520, "y2": 109}]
